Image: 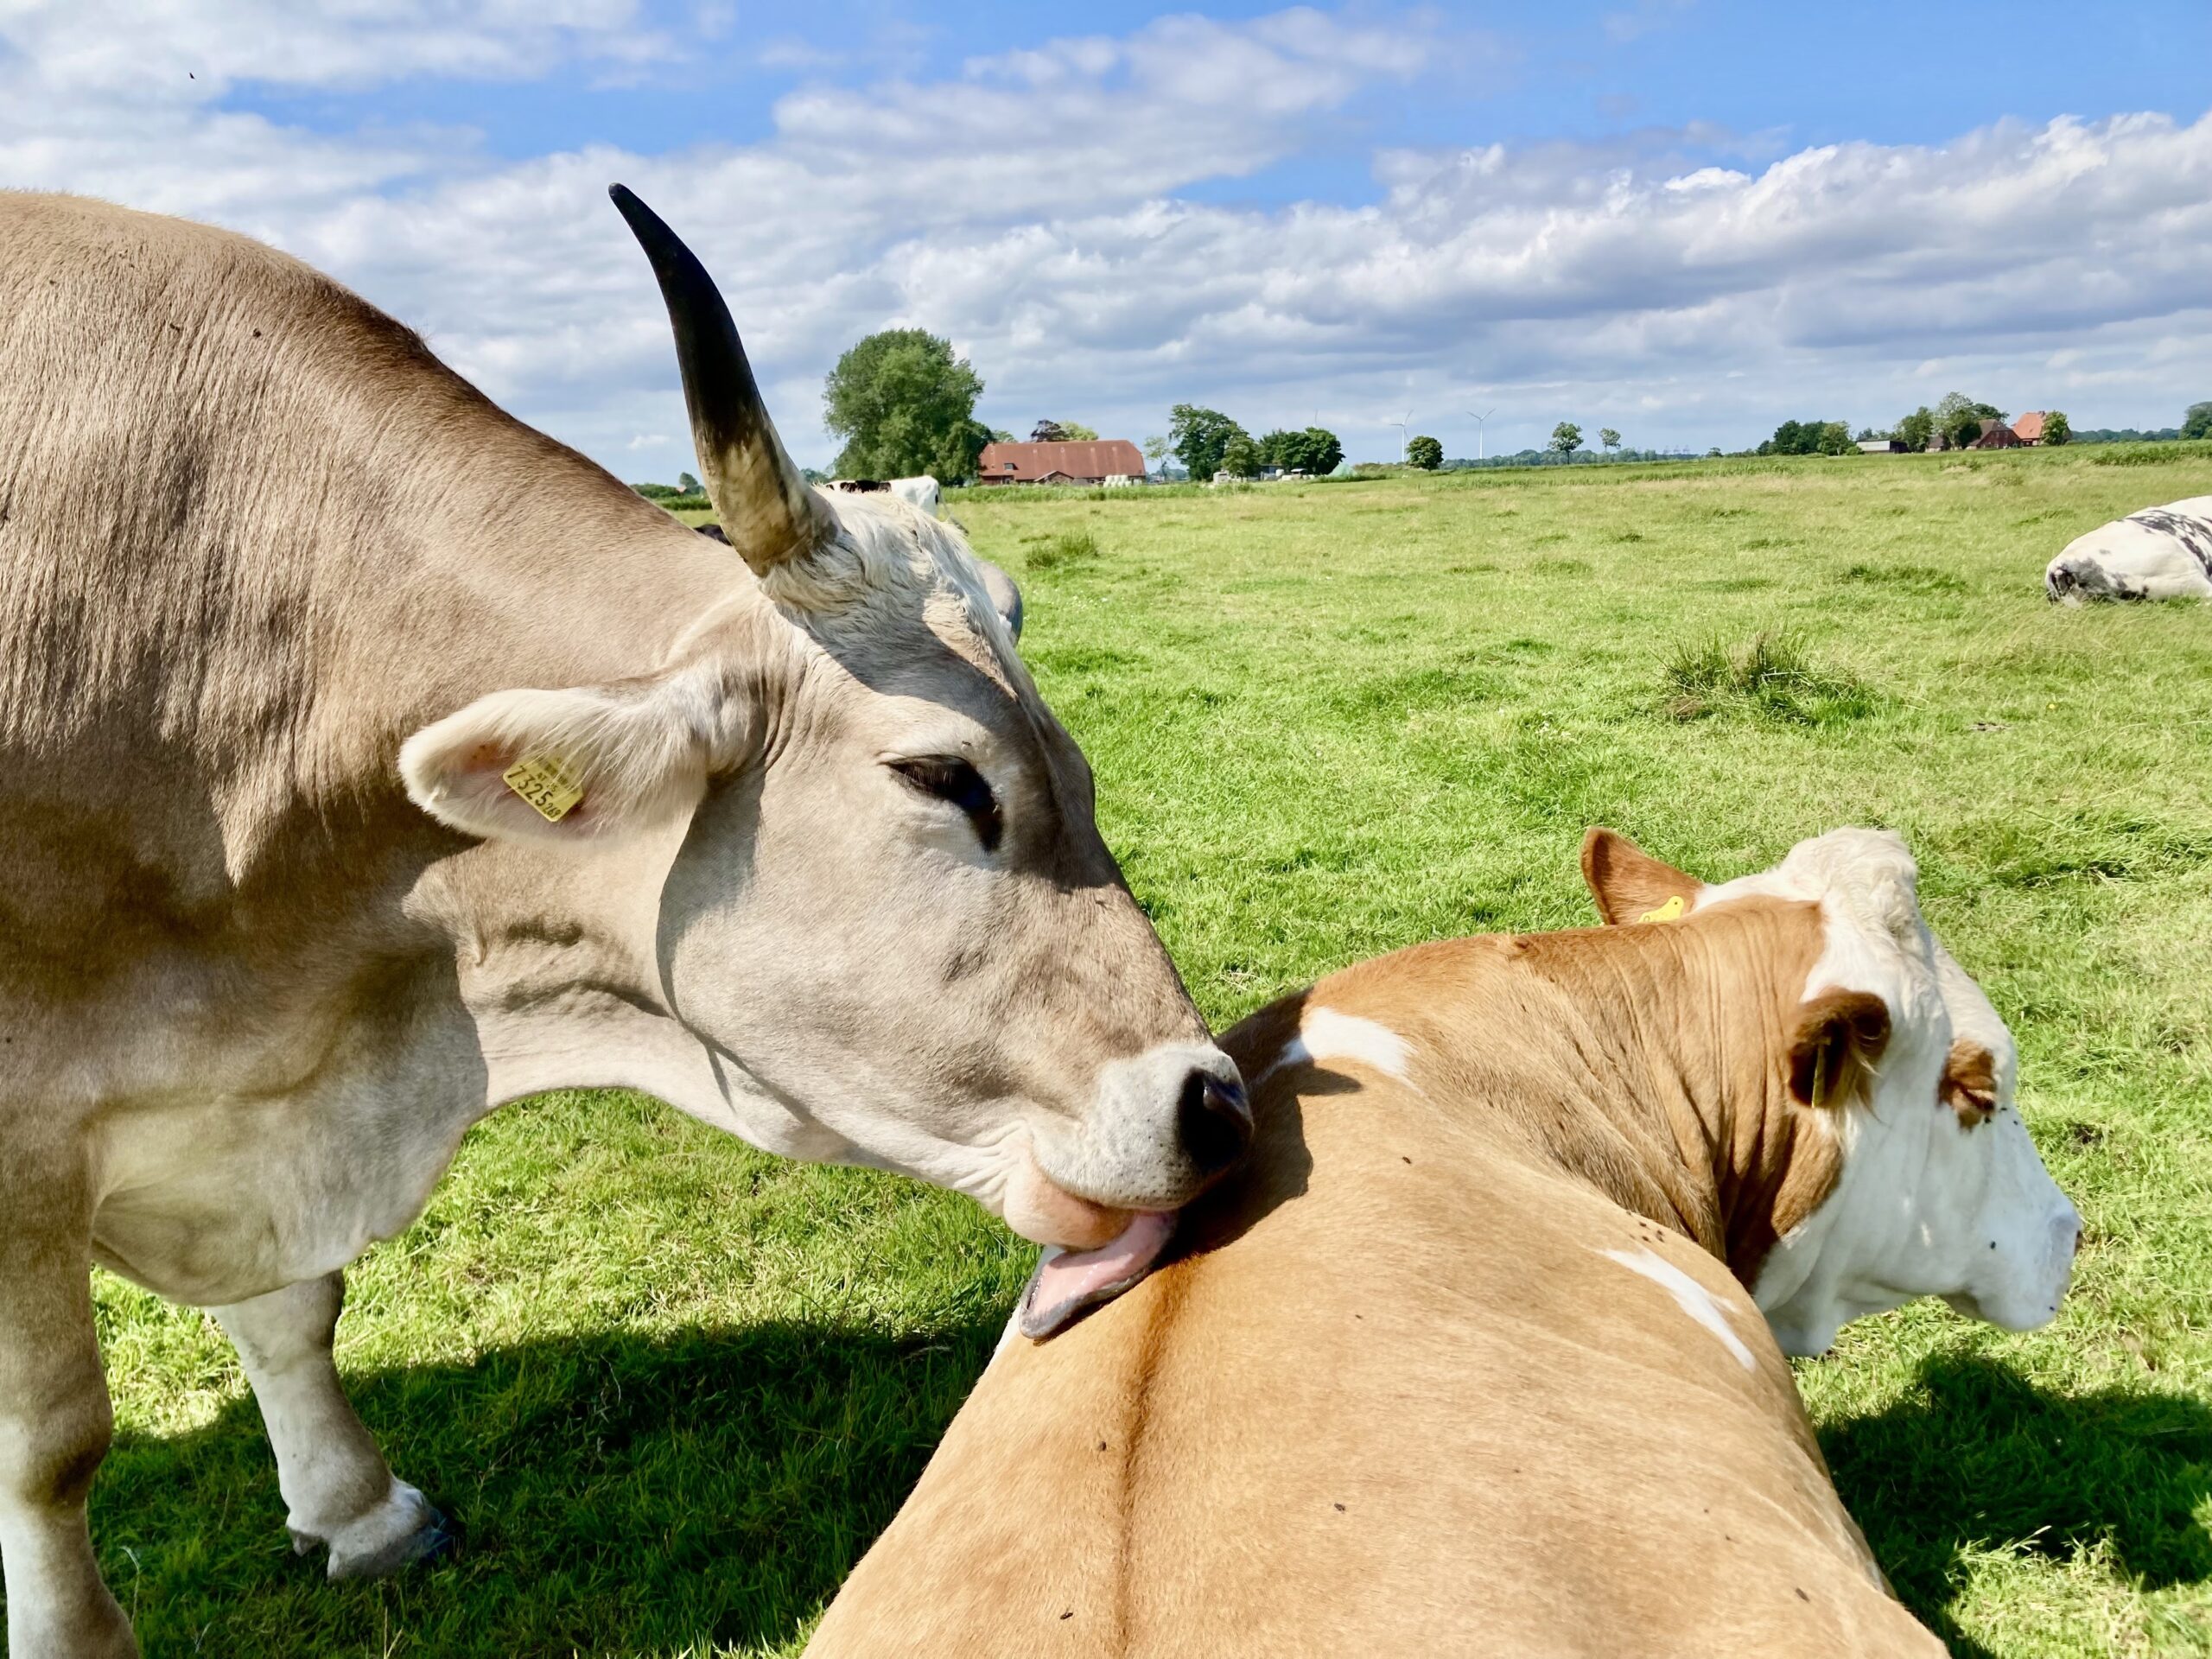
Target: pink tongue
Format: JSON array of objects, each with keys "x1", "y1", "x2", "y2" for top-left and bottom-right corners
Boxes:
[{"x1": 1020, "y1": 1211, "x2": 1177, "y2": 1340}]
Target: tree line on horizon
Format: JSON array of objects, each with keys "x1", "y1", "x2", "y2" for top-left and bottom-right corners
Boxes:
[{"x1": 629, "y1": 326, "x2": 2212, "y2": 489}]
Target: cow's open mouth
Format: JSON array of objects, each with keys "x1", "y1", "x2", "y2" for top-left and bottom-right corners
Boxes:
[{"x1": 1019, "y1": 1210, "x2": 1176, "y2": 1339}]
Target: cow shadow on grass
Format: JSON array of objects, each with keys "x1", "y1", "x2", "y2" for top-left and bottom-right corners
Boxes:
[
  {"x1": 1820, "y1": 1351, "x2": 2212, "y2": 1658},
  {"x1": 84, "y1": 1311, "x2": 1006, "y2": 1658}
]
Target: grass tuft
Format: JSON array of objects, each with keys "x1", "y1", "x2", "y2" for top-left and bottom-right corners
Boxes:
[
  {"x1": 1840, "y1": 562, "x2": 1968, "y2": 595},
  {"x1": 1661, "y1": 630, "x2": 1878, "y2": 725},
  {"x1": 1022, "y1": 528, "x2": 1103, "y2": 571}
]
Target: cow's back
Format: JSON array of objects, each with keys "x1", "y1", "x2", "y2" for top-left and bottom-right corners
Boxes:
[{"x1": 808, "y1": 985, "x2": 1937, "y2": 1657}]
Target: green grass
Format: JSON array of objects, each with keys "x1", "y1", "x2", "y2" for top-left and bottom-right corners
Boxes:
[{"x1": 76, "y1": 446, "x2": 2212, "y2": 1655}]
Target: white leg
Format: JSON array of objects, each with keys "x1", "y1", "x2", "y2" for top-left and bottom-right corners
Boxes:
[
  {"x1": 0, "y1": 1139, "x2": 137, "y2": 1657},
  {"x1": 213, "y1": 1273, "x2": 452, "y2": 1579}
]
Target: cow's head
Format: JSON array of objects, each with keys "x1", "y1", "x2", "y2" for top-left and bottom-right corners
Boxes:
[
  {"x1": 399, "y1": 187, "x2": 1245, "y2": 1262},
  {"x1": 1585, "y1": 826, "x2": 2081, "y2": 1355}
]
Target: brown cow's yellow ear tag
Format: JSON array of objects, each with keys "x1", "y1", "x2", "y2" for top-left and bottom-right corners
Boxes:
[
  {"x1": 502, "y1": 755, "x2": 584, "y2": 823},
  {"x1": 1637, "y1": 894, "x2": 1686, "y2": 924}
]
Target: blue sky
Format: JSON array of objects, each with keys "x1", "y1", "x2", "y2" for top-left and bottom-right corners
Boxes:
[
  {"x1": 218, "y1": 3, "x2": 2207, "y2": 167},
  {"x1": 6, "y1": 2, "x2": 2209, "y2": 467}
]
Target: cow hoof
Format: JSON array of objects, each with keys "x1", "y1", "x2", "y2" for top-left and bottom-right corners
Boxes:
[{"x1": 321, "y1": 1482, "x2": 458, "y2": 1580}]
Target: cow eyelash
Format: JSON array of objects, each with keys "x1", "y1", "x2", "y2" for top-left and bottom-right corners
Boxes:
[{"x1": 889, "y1": 757, "x2": 1002, "y2": 853}]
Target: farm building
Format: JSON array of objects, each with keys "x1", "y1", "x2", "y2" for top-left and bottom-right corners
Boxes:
[
  {"x1": 1970, "y1": 419, "x2": 2024, "y2": 449},
  {"x1": 1857, "y1": 438, "x2": 1907, "y2": 454},
  {"x1": 2011, "y1": 410, "x2": 2048, "y2": 443},
  {"x1": 976, "y1": 438, "x2": 1147, "y2": 486}
]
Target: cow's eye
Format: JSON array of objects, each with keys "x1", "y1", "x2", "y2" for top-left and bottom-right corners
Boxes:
[{"x1": 890, "y1": 757, "x2": 1001, "y2": 853}]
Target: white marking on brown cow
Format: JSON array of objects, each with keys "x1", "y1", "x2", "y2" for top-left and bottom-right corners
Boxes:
[
  {"x1": 1256, "y1": 1007, "x2": 1414, "y2": 1085},
  {"x1": 1600, "y1": 1246, "x2": 1757, "y2": 1370}
]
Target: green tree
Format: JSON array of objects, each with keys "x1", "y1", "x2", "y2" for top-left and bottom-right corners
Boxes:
[
  {"x1": 1260, "y1": 427, "x2": 1344, "y2": 474},
  {"x1": 2183, "y1": 402, "x2": 2212, "y2": 441},
  {"x1": 1060, "y1": 422, "x2": 1099, "y2": 442},
  {"x1": 2043, "y1": 410, "x2": 2072, "y2": 446},
  {"x1": 1142, "y1": 435, "x2": 1169, "y2": 475},
  {"x1": 1219, "y1": 433, "x2": 1263, "y2": 478},
  {"x1": 1816, "y1": 422, "x2": 1853, "y2": 456},
  {"x1": 1895, "y1": 407, "x2": 1935, "y2": 451},
  {"x1": 1300, "y1": 426, "x2": 1344, "y2": 474},
  {"x1": 1169, "y1": 404, "x2": 1249, "y2": 480},
  {"x1": 1407, "y1": 435, "x2": 1444, "y2": 470},
  {"x1": 1931, "y1": 392, "x2": 2004, "y2": 451},
  {"x1": 1549, "y1": 422, "x2": 1582, "y2": 455},
  {"x1": 1599, "y1": 428, "x2": 1621, "y2": 454},
  {"x1": 823, "y1": 328, "x2": 989, "y2": 480},
  {"x1": 677, "y1": 471, "x2": 701, "y2": 494}
]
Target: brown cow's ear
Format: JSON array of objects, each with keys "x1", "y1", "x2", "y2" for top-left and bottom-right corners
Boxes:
[
  {"x1": 1787, "y1": 989, "x2": 1893, "y2": 1109},
  {"x1": 400, "y1": 670, "x2": 728, "y2": 842},
  {"x1": 1581, "y1": 827, "x2": 1701, "y2": 925},
  {"x1": 1940, "y1": 1039, "x2": 2000, "y2": 1128}
]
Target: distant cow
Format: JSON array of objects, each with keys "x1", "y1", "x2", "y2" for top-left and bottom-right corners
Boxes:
[
  {"x1": 697, "y1": 521, "x2": 1013, "y2": 635},
  {"x1": 808, "y1": 827, "x2": 2080, "y2": 1658},
  {"x1": 2045, "y1": 496, "x2": 2212, "y2": 601},
  {"x1": 892, "y1": 475, "x2": 942, "y2": 517},
  {"x1": 831, "y1": 475, "x2": 942, "y2": 518}
]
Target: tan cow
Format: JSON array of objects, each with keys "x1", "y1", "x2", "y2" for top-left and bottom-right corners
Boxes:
[
  {"x1": 0, "y1": 188, "x2": 1246, "y2": 1658},
  {"x1": 807, "y1": 827, "x2": 2081, "y2": 1658}
]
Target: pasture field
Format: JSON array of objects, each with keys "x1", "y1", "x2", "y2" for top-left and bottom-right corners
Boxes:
[{"x1": 66, "y1": 447, "x2": 2212, "y2": 1656}]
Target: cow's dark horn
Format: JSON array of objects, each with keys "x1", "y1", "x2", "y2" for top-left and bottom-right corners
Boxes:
[{"x1": 610, "y1": 184, "x2": 833, "y2": 577}]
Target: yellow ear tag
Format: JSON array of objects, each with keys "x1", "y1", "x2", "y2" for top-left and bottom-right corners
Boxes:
[
  {"x1": 502, "y1": 755, "x2": 584, "y2": 823},
  {"x1": 1637, "y1": 894, "x2": 1686, "y2": 924}
]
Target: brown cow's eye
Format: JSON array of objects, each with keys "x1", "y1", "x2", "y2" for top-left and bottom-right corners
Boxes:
[{"x1": 890, "y1": 757, "x2": 1001, "y2": 853}]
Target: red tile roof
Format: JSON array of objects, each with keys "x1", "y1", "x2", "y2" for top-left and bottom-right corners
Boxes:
[
  {"x1": 976, "y1": 439, "x2": 1146, "y2": 481},
  {"x1": 2010, "y1": 410, "x2": 2046, "y2": 442}
]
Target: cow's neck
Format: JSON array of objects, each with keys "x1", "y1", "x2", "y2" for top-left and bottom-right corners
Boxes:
[
  {"x1": 1478, "y1": 901, "x2": 1836, "y2": 1287},
  {"x1": 406, "y1": 819, "x2": 852, "y2": 1166}
]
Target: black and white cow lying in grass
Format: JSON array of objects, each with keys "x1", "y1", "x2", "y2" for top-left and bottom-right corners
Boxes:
[{"x1": 2045, "y1": 496, "x2": 2212, "y2": 602}]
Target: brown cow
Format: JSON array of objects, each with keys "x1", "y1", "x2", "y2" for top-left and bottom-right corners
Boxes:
[{"x1": 807, "y1": 827, "x2": 2081, "y2": 1657}]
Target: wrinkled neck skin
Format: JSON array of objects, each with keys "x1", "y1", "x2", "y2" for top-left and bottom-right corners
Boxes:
[
  {"x1": 405, "y1": 813, "x2": 852, "y2": 1163},
  {"x1": 1471, "y1": 903, "x2": 1842, "y2": 1297}
]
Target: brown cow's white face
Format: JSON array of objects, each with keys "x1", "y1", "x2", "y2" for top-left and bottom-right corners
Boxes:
[
  {"x1": 1694, "y1": 830, "x2": 2083, "y2": 1355},
  {"x1": 398, "y1": 188, "x2": 1246, "y2": 1265}
]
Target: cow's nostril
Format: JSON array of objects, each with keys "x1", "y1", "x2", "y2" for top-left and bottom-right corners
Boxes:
[{"x1": 1177, "y1": 1071, "x2": 1251, "y2": 1178}]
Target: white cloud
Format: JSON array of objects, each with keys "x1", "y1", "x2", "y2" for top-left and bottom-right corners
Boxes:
[{"x1": 3, "y1": 2, "x2": 2209, "y2": 467}]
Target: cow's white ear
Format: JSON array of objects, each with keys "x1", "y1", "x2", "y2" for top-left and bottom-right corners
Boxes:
[
  {"x1": 400, "y1": 678, "x2": 712, "y2": 842},
  {"x1": 1580, "y1": 827, "x2": 1700, "y2": 925},
  {"x1": 976, "y1": 557, "x2": 1024, "y2": 641}
]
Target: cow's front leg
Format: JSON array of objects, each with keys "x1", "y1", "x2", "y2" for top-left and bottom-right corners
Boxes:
[
  {"x1": 213, "y1": 1273, "x2": 453, "y2": 1578},
  {"x1": 0, "y1": 1140, "x2": 137, "y2": 1657}
]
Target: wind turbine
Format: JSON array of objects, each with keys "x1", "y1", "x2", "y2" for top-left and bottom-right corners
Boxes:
[
  {"x1": 1465, "y1": 408, "x2": 1497, "y2": 461},
  {"x1": 1392, "y1": 410, "x2": 1414, "y2": 461}
]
